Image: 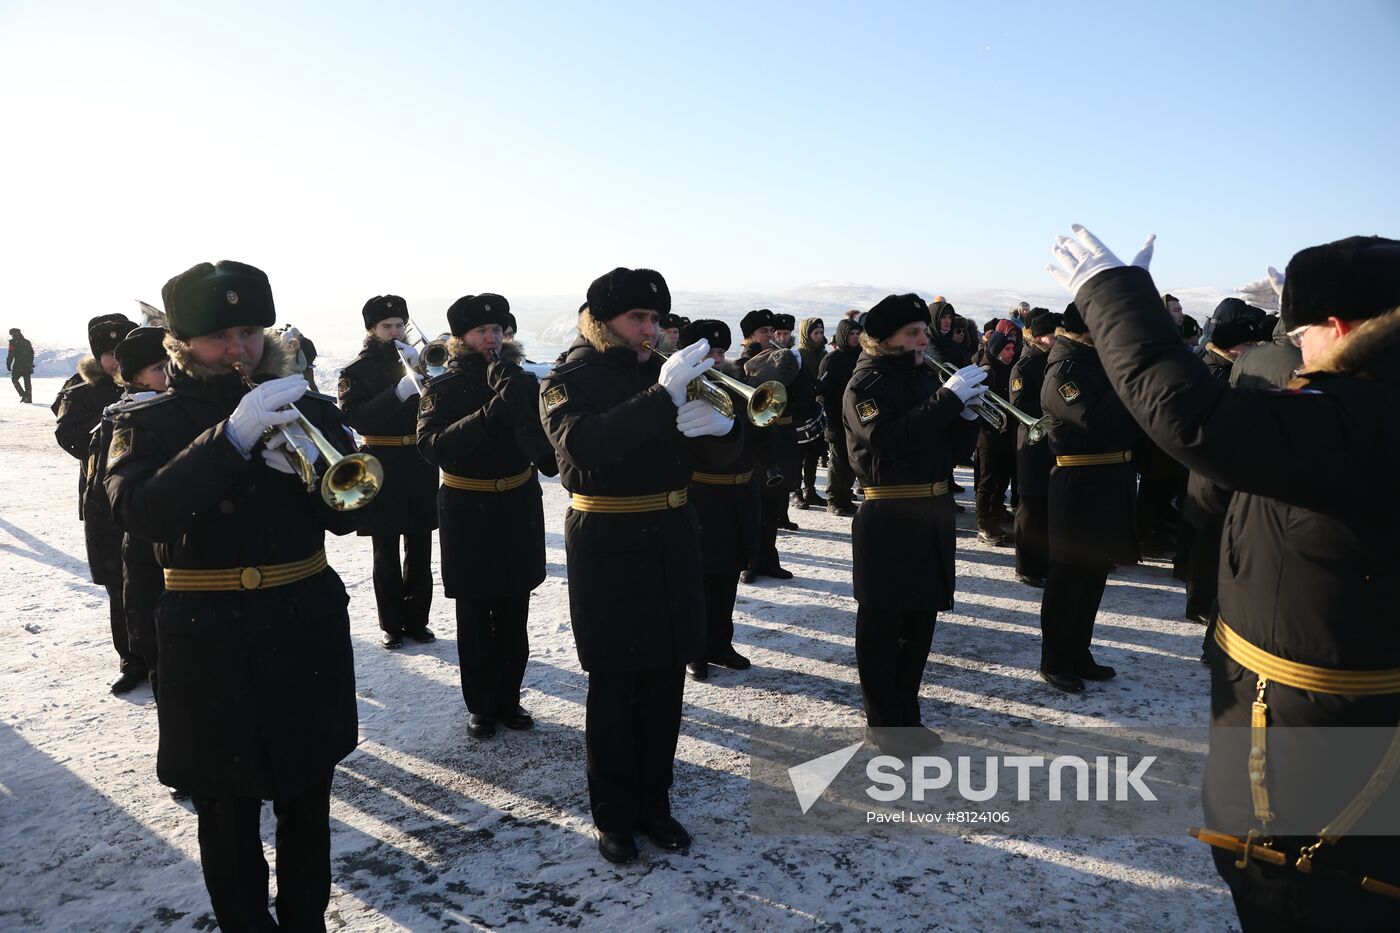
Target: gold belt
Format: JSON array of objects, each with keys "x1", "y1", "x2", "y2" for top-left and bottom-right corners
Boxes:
[
  {"x1": 163, "y1": 550, "x2": 327, "y2": 592},
  {"x1": 360, "y1": 434, "x2": 417, "y2": 446},
  {"x1": 691, "y1": 470, "x2": 754, "y2": 485},
  {"x1": 570, "y1": 489, "x2": 688, "y2": 513},
  {"x1": 1214, "y1": 619, "x2": 1400, "y2": 695},
  {"x1": 442, "y1": 466, "x2": 533, "y2": 492},
  {"x1": 862, "y1": 481, "x2": 951, "y2": 500},
  {"x1": 1055, "y1": 450, "x2": 1133, "y2": 467}
]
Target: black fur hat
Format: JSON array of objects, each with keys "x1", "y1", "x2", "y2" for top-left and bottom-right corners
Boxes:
[
  {"x1": 771, "y1": 313, "x2": 796, "y2": 332},
  {"x1": 86, "y1": 313, "x2": 131, "y2": 332},
  {"x1": 114, "y1": 326, "x2": 169, "y2": 382},
  {"x1": 740, "y1": 308, "x2": 775, "y2": 338},
  {"x1": 362, "y1": 295, "x2": 407, "y2": 329},
  {"x1": 863, "y1": 294, "x2": 931, "y2": 340},
  {"x1": 585, "y1": 268, "x2": 670, "y2": 321},
  {"x1": 661, "y1": 313, "x2": 684, "y2": 330},
  {"x1": 446, "y1": 294, "x2": 511, "y2": 336},
  {"x1": 89, "y1": 318, "x2": 138, "y2": 357},
  {"x1": 1029, "y1": 312, "x2": 1061, "y2": 337},
  {"x1": 162, "y1": 261, "x2": 276, "y2": 340},
  {"x1": 678, "y1": 319, "x2": 731, "y2": 352},
  {"x1": 1281, "y1": 235, "x2": 1400, "y2": 329},
  {"x1": 1061, "y1": 301, "x2": 1086, "y2": 334}
]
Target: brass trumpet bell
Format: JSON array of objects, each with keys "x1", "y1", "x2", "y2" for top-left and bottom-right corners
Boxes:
[{"x1": 643, "y1": 342, "x2": 788, "y2": 427}]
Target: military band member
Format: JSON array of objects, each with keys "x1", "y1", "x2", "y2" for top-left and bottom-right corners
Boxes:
[
  {"x1": 1037, "y1": 301, "x2": 1139, "y2": 693},
  {"x1": 658, "y1": 313, "x2": 683, "y2": 352},
  {"x1": 680, "y1": 319, "x2": 758, "y2": 681},
  {"x1": 56, "y1": 315, "x2": 142, "y2": 692},
  {"x1": 104, "y1": 260, "x2": 360, "y2": 931},
  {"x1": 1049, "y1": 227, "x2": 1400, "y2": 930},
  {"x1": 338, "y1": 295, "x2": 439, "y2": 649},
  {"x1": 843, "y1": 294, "x2": 988, "y2": 753},
  {"x1": 51, "y1": 313, "x2": 131, "y2": 416},
  {"x1": 417, "y1": 293, "x2": 554, "y2": 739},
  {"x1": 816, "y1": 317, "x2": 863, "y2": 516},
  {"x1": 738, "y1": 309, "x2": 797, "y2": 580},
  {"x1": 1009, "y1": 310, "x2": 1060, "y2": 587},
  {"x1": 540, "y1": 267, "x2": 742, "y2": 864}
]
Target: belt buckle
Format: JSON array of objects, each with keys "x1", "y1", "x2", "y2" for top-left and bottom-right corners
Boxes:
[
  {"x1": 666, "y1": 490, "x2": 685, "y2": 508},
  {"x1": 240, "y1": 566, "x2": 263, "y2": 589}
]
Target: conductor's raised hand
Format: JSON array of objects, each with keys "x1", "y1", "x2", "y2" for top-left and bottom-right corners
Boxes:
[{"x1": 1047, "y1": 225, "x2": 1156, "y2": 295}]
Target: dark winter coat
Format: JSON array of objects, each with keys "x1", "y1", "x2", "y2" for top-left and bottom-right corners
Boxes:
[
  {"x1": 1040, "y1": 331, "x2": 1140, "y2": 566},
  {"x1": 1077, "y1": 266, "x2": 1400, "y2": 913},
  {"x1": 540, "y1": 333, "x2": 743, "y2": 673},
  {"x1": 104, "y1": 334, "x2": 359, "y2": 800},
  {"x1": 6, "y1": 335, "x2": 34, "y2": 375},
  {"x1": 415, "y1": 341, "x2": 548, "y2": 600},
  {"x1": 976, "y1": 332, "x2": 1015, "y2": 451},
  {"x1": 1229, "y1": 315, "x2": 1302, "y2": 391},
  {"x1": 843, "y1": 350, "x2": 963, "y2": 611},
  {"x1": 57, "y1": 357, "x2": 125, "y2": 584},
  {"x1": 50, "y1": 370, "x2": 84, "y2": 416},
  {"x1": 817, "y1": 327, "x2": 860, "y2": 444},
  {"x1": 688, "y1": 361, "x2": 762, "y2": 576},
  {"x1": 740, "y1": 342, "x2": 804, "y2": 492},
  {"x1": 1182, "y1": 342, "x2": 1236, "y2": 528},
  {"x1": 337, "y1": 335, "x2": 439, "y2": 536},
  {"x1": 1009, "y1": 340, "x2": 1052, "y2": 497}
]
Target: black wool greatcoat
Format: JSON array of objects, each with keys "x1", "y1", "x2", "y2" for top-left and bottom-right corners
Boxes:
[
  {"x1": 337, "y1": 335, "x2": 439, "y2": 536},
  {"x1": 843, "y1": 351, "x2": 963, "y2": 611},
  {"x1": 1009, "y1": 341, "x2": 1053, "y2": 498},
  {"x1": 415, "y1": 344, "x2": 549, "y2": 600},
  {"x1": 1077, "y1": 266, "x2": 1400, "y2": 926},
  {"x1": 540, "y1": 336, "x2": 744, "y2": 673},
  {"x1": 56, "y1": 357, "x2": 125, "y2": 585},
  {"x1": 739, "y1": 342, "x2": 802, "y2": 493},
  {"x1": 104, "y1": 338, "x2": 360, "y2": 801},
  {"x1": 1040, "y1": 332, "x2": 1140, "y2": 567},
  {"x1": 687, "y1": 361, "x2": 762, "y2": 577}
]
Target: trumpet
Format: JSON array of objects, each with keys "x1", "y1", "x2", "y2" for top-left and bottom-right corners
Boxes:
[
  {"x1": 643, "y1": 342, "x2": 789, "y2": 427},
  {"x1": 923, "y1": 352, "x2": 1056, "y2": 444},
  {"x1": 403, "y1": 320, "x2": 451, "y2": 378},
  {"x1": 233, "y1": 364, "x2": 385, "y2": 511}
]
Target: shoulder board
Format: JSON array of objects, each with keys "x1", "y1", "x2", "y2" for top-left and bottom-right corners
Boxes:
[
  {"x1": 302, "y1": 390, "x2": 338, "y2": 405},
  {"x1": 425, "y1": 370, "x2": 460, "y2": 388},
  {"x1": 551, "y1": 359, "x2": 589, "y2": 377},
  {"x1": 112, "y1": 392, "x2": 177, "y2": 415},
  {"x1": 850, "y1": 370, "x2": 882, "y2": 391}
]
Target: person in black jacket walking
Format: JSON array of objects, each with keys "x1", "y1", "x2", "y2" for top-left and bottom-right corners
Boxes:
[
  {"x1": 7, "y1": 327, "x2": 33, "y2": 402},
  {"x1": 1009, "y1": 310, "x2": 1060, "y2": 586},
  {"x1": 56, "y1": 316, "x2": 142, "y2": 692},
  {"x1": 417, "y1": 293, "x2": 555, "y2": 739},
  {"x1": 105, "y1": 260, "x2": 360, "y2": 932},
  {"x1": 1037, "y1": 301, "x2": 1139, "y2": 693},
  {"x1": 844, "y1": 294, "x2": 988, "y2": 753},
  {"x1": 540, "y1": 267, "x2": 743, "y2": 864},
  {"x1": 816, "y1": 318, "x2": 862, "y2": 516},
  {"x1": 1048, "y1": 226, "x2": 1400, "y2": 931},
  {"x1": 338, "y1": 295, "x2": 440, "y2": 649}
]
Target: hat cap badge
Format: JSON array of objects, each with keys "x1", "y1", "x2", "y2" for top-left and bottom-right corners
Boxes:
[
  {"x1": 650, "y1": 283, "x2": 658, "y2": 293},
  {"x1": 226, "y1": 290, "x2": 239, "y2": 305},
  {"x1": 484, "y1": 303, "x2": 491, "y2": 311}
]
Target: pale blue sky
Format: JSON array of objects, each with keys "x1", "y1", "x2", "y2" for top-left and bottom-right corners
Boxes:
[{"x1": 2, "y1": 0, "x2": 1397, "y2": 346}]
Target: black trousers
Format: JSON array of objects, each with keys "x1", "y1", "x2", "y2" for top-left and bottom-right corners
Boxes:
[
  {"x1": 370, "y1": 531, "x2": 432, "y2": 636},
  {"x1": 748, "y1": 490, "x2": 784, "y2": 572},
  {"x1": 800, "y1": 442, "x2": 821, "y2": 493},
  {"x1": 585, "y1": 667, "x2": 685, "y2": 833},
  {"x1": 974, "y1": 444, "x2": 1014, "y2": 528},
  {"x1": 1185, "y1": 515, "x2": 1223, "y2": 619},
  {"x1": 855, "y1": 606, "x2": 937, "y2": 728},
  {"x1": 455, "y1": 594, "x2": 530, "y2": 717},
  {"x1": 1039, "y1": 562, "x2": 1109, "y2": 675},
  {"x1": 11, "y1": 370, "x2": 31, "y2": 402},
  {"x1": 103, "y1": 582, "x2": 141, "y2": 672},
  {"x1": 191, "y1": 775, "x2": 333, "y2": 933},
  {"x1": 1013, "y1": 494, "x2": 1049, "y2": 580},
  {"x1": 122, "y1": 555, "x2": 163, "y2": 687},
  {"x1": 702, "y1": 573, "x2": 740, "y2": 657},
  {"x1": 827, "y1": 436, "x2": 856, "y2": 505}
]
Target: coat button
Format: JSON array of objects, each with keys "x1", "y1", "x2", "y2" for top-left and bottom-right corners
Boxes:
[{"x1": 220, "y1": 500, "x2": 235, "y2": 514}]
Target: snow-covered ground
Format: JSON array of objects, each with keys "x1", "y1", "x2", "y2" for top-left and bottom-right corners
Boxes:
[{"x1": 0, "y1": 376, "x2": 1234, "y2": 931}]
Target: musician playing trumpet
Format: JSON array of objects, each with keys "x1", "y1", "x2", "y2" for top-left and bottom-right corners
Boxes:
[
  {"x1": 103, "y1": 261, "x2": 361, "y2": 932},
  {"x1": 843, "y1": 294, "x2": 989, "y2": 755},
  {"x1": 338, "y1": 295, "x2": 441, "y2": 649},
  {"x1": 416, "y1": 294, "x2": 557, "y2": 739}
]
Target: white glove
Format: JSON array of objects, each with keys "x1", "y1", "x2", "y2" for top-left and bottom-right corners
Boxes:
[
  {"x1": 675, "y1": 398, "x2": 735, "y2": 438},
  {"x1": 959, "y1": 383, "x2": 989, "y2": 419},
  {"x1": 1236, "y1": 266, "x2": 1285, "y2": 311},
  {"x1": 261, "y1": 423, "x2": 320, "y2": 474},
  {"x1": 394, "y1": 372, "x2": 421, "y2": 401},
  {"x1": 940, "y1": 364, "x2": 988, "y2": 402},
  {"x1": 658, "y1": 339, "x2": 715, "y2": 407},
  {"x1": 395, "y1": 340, "x2": 420, "y2": 369},
  {"x1": 1047, "y1": 225, "x2": 1156, "y2": 295},
  {"x1": 227, "y1": 374, "x2": 306, "y2": 454}
]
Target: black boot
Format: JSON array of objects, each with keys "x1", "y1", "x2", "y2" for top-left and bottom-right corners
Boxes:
[
  {"x1": 803, "y1": 488, "x2": 827, "y2": 508},
  {"x1": 110, "y1": 666, "x2": 146, "y2": 695},
  {"x1": 598, "y1": 831, "x2": 639, "y2": 864}
]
